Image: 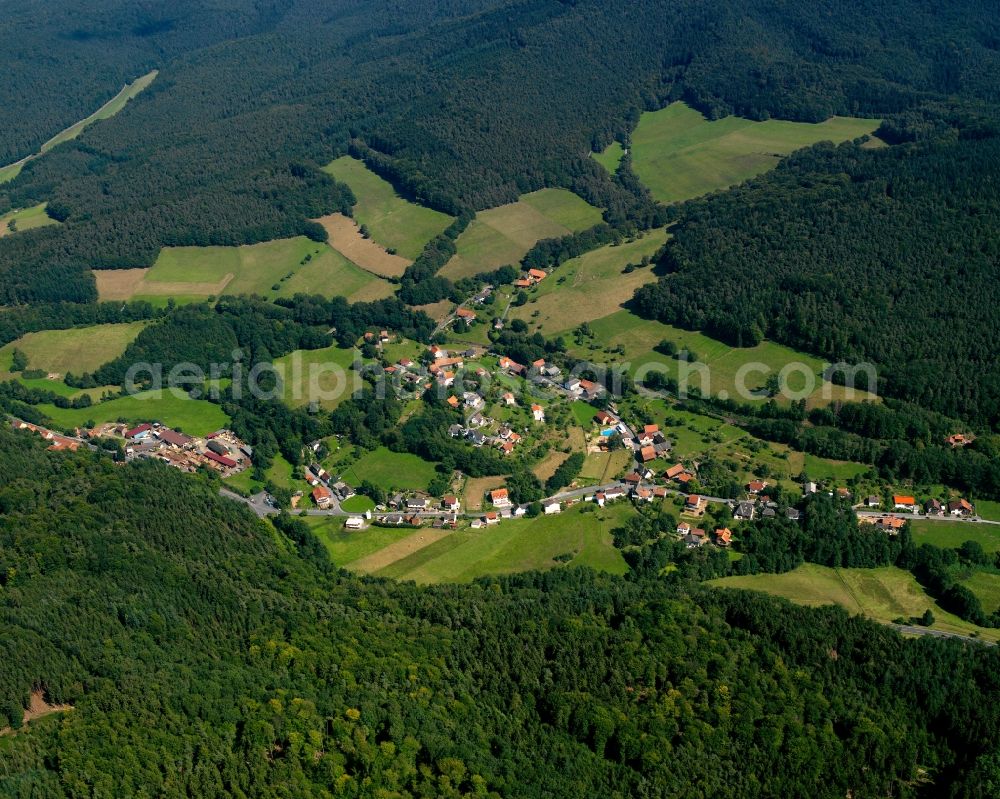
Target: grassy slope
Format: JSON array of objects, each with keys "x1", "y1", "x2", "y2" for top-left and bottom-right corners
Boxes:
[
  {"x1": 341, "y1": 446, "x2": 439, "y2": 492},
  {"x1": 709, "y1": 563, "x2": 1000, "y2": 641},
  {"x1": 439, "y1": 189, "x2": 603, "y2": 281},
  {"x1": 510, "y1": 229, "x2": 668, "y2": 333},
  {"x1": 0, "y1": 203, "x2": 58, "y2": 237},
  {"x1": 0, "y1": 322, "x2": 147, "y2": 375},
  {"x1": 272, "y1": 345, "x2": 364, "y2": 410},
  {"x1": 0, "y1": 71, "x2": 158, "y2": 185},
  {"x1": 570, "y1": 308, "x2": 878, "y2": 408},
  {"x1": 322, "y1": 156, "x2": 454, "y2": 260},
  {"x1": 371, "y1": 503, "x2": 630, "y2": 583},
  {"x1": 910, "y1": 520, "x2": 1000, "y2": 553},
  {"x1": 593, "y1": 141, "x2": 624, "y2": 174},
  {"x1": 37, "y1": 390, "x2": 229, "y2": 437},
  {"x1": 127, "y1": 237, "x2": 392, "y2": 304},
  {"x1": 610, "y1": 102, "x2": 880, "y2": 204}
]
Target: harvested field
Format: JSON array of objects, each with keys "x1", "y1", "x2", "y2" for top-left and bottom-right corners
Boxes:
[
  {"x1": 347, "y1": 528, "x2": 453, "y2": 574},
  {"x1": 315, "y1": 213, "x2": 411, "y2": 278}
]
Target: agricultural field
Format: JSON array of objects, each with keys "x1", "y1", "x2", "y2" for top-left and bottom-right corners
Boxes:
[
  {"x1": 313, "y1": 213, "x2": 411, "y2": 278},
  {"x1": 322, "y1": 156, "x2": 454, "y2": 260},
  {"x1": 305, "y1": 516, "x2": 419, "y2": 567},
  {"x1": 0, "y1": 71, "x2": 158, "y2": 185},
  {"x1": 600, "y1": 101, "x2": 881, "y2": 204},
  {"x1": 578, "y1": 449, "x2": 633, "y2": 484},
  {"x1": 359, "y1": 503, "x2": 630, "y2": 583},
  {"x1": 439, "y1": 188, "x2": 603, "y2": 281},
  {"x1": 910, "y1": 520, "x2": 1000, "y2": 553},
  {"x1": 36, "y1": 389, "x2": 229, "y2": 437},
  {"x1": 510, "y1": 229, "x2": 668, "y2": 332},
  {"x1": 709, "y1": 563, "x2": 1000, "y2": 641},
  {"x1": 340, "y1": 446, "x2": 439, "y2": 492},
  {"x1": 96, "y1": 237, "x2": 393, "y2": 304},
  {"x1": 570, "y1": 308, "x2": 878, "y2": 408},
  {"x1": 272, "y1": 345, "x2": 364, "y2": 410},
  {"x1": 0, "y1": 203, "x2": 58, "y2": 238},
  {"x1": 0, "y1": 322, "x2": 147, "y2": 377}
]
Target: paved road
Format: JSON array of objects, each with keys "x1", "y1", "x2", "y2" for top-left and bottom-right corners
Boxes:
[
  {"x1": 890, "y1": 624, "x2": 995, "y2": 646},
  {"x1": 856, "y1": 510, "x2": 1000, "y2": 526}
]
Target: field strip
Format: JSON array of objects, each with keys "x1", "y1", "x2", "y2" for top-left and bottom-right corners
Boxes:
[
  {"x1": 347, "y1": 528, "x2": 453, "y2": 574},
  {"x1": 314, "y1": 213, "x2": 412, "y2": 278}
]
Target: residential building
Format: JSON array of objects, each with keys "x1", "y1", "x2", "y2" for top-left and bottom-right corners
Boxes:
[
  {"x1": 543, "y1": 500, "x2": 561, "y2": 515},
  {"x1": 312, "y1": 486, "x2": 333, "y2": 509},
  {"x1": 893, "y1": 495, "x2": 920, "y2": 512},
  {"x1": 490, "y1": 488, "x2": 511, "y2": 507},
  {"x1": 531, "y1": 404, "x2": 545, "y2": 422}
]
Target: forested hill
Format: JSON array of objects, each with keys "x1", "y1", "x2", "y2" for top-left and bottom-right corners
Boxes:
[
  {"x1": 2, "y1": 0, "x2": 1000, "y2": 303},
  {"x1": 631, "y1": 136, "x2": 1000, "y2": 427},
  {"x1": 1, "y1": 428, "x2": 1000, "y2": 795}
]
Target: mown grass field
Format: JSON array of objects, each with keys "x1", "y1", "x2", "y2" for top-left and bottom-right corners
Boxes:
[
  {"x1": 511, "y1": 229, "x2": 668, "y2": 332},
  {"x1": 322, "y1": 156, "x2": 454, "y2": 260},
  {"x1": 571, "y1": 308, "x2": 878, "y2": 408},
  {"x1": 272, "y1": 345, "x2": 365, "y2": 410},
  {"x1": 607, "y1": 101, "x2": 881, "y2": 204},
  {"x1": 37, "y1": 390, "x2": 229, "y2": 437},
  {"x1": 341, "y1": 446, "x2": 439, "y2": 492},
  {"x1": 963, "y1": 571, "x2": 1000, "y2": 614},
  {"x1": 0, "y1": 203, "x2": 58, "y2": 238},
  {"x1": 361, "y1": 503, "x2": 630, "y2": 583},
  {"x1": 593, "y1": 141, "x2": 624, "y2": 174},
  {"x1": 439, "y1": 189, "x2": 603, "y2": 281},
  {"x1": 98, "y1": 237, "x2": 393, "y2": 304},
  {"x1": 0, "y1": 71, "x2": 158, "y2": 185},
  {"x1": 910, "y1": 520, "x2": 1000, "y2": 553},
  {"x1": 974, "y1": 500, "x2": 1000, "y2": 522},
  {"x1": 306, "y1": 516, "x2": 418, "y2": 567},
  {"x1": 708, "y1": 563, "x2": 999, "y2": 641},
  {"x1": 0, "y1": 322, "x2": 147, "y2": 376}
]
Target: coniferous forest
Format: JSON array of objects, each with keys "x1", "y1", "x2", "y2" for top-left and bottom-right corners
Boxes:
[
  {"x1": 2, "y1": 427, "x2": 1000, "y2": 797},
  {"x1": 2, "y1": 1, "x2": 1000, "y2": 795}
]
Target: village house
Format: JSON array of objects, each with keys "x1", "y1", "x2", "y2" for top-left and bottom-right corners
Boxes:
[
  {"x1": 578, "y1": 379, "x2": 601, "y2": 399},
  {"x1": 564, "y1": 378, "x2": 582, "y2": 393},
  {"x1": 483, "y1": 511, "x2": 500, "y2": 525},
  {"x1": 747, "y1": 480, "x2": 768, "y2": 495},
  {"x1": 464, "y1": 392, "x2": 485, "y2": 410},
  {"x1": 456, "y1": 308, "x2": 476, "y2": 322},
  {"x1": 664, "y1": 463, "x2": 687, "y2": 481},
  {"x1": 604, "y1": 486, "x2": 628, "y2": 502},
  {"x1": 734, "y1": 501, "x2": 755, "y2": 521},
  {"x1": 639, "y1": 445, "x2": 657, "y2": 463},
  {"x1": 677, "y1": 521, "x2": 691, "y2": 535},
  {"x1": 624, "y1": 472, "x2": 642, "y2": 486},
  {"x1": 442, "y1": 495, "x2": 461, "y2": 512},
  {"x1": 527, "y1": 268, "x2": 547, "y2": 282},
  {"x1": 948, "y1": 498, "x2": 975, "y2": 517},
  {"x1": 714, "y1": 528, "x2": 733, "y2": 547},
  {"x1": 543, "y1": 500, "x2": 561, "y2": 515},
  {"x1": 531, "y1": 404, "x2": 545, "y2": 422},
  {"x1": 490, "y1": 488, "x2": 511, "y2": 507},
  {"x1": 786, "y1": 508, "x2": 801, "y2": 522},
  {"x1": 926, "y1": 498, "x2": 944, "y2": 516},
  {"x1": 893, "y1": 495, "x2": 920, "y2": 513},
  {"x1": 593, "y1": 410, "x2": 615, "y2": 426},
  {"x1": 344, "y1": 516, "x2": 364, "y2": 530},
  {"x1": 126, "y1": 423, "x2": 154, "y2": 441},
  {"x1": 502, "y1": 391, "x2": 516, "y2": 407},
  {"x1": 685, "y1": 494, "x2": 707, "y2": 514},
  {"x1": 945, "y1": 433, "x2": 974, "y2": 447},
  {"x1": 406, "y1": 497, "x2": 431, "y2": 512},
  {"x1": 803, "y1": 481, "x2": 819, "y2": 495},
  {"x1": 447, "y1": 395, "x2": 460, "y2": 409},
  {"x1": 865, "y1": 495, "x2": 881, "y2": 508},
  {"x1": 312, "y1": 486, "x2": 333, "y2": 509},
  {"x1": 633, "y1": 486, "x2": 653, "y2": 503}
]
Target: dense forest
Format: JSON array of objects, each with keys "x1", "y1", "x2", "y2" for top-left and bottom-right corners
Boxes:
[
  {"x1": 2, "y1": 428, "x2": 1000, "y2": 796},
  {"x1": 632, "y1": 136, "x2": 1000, "y2": 426},
  {"x1": 2, "y1": 0, "x2": 999, "y2": 302}
]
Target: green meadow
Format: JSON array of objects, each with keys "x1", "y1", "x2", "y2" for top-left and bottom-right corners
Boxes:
[
  {"x1": 369, "y1": 503, "x2": 631, "y2": 583},
  {"x1": 439, "y1": 188, "x2": 603, "y2": 281},
  {"x1": 570, "y1": 308, "x2": 878, "y2": 408},
  {"x1": 0, "y1": 322, "x2": 147, "y2": 376},
  {"x1": 272, "y1": 345, "x2": 365, "y2": 410},
  {"x1": 601, "y1": 102, "x2": 880, "y2": 204},
  {"x1": 511, "y1": 229, "x2": 668, "y2": 332},
  {"x1": 709, "y1": 563, "x2": 999, "y2": 641},
  {"x1": 0, "y1": 203, "x2": 58, "y2": 236},
  {"x1": 322, "y1": 156, "x2": 454, "y2": 260},
  {"x1": 36, "y1": 390, "x2": 229, "y2": 437},
  {"x1": 593, "y1": 141, "x2": 625, "y2": 174},
  {"x1": 910, "y1": 520, "x2": 1000, "y2": 553},
  {"x1": 306, "y1": 516, "x2": 418, "y2": 567},
  {"x1": 341, "y1": 446, "x2": 439, "y2": 492},
  {"x1": 126, "y1": 237, "x2": 393, "y2": 305}
]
